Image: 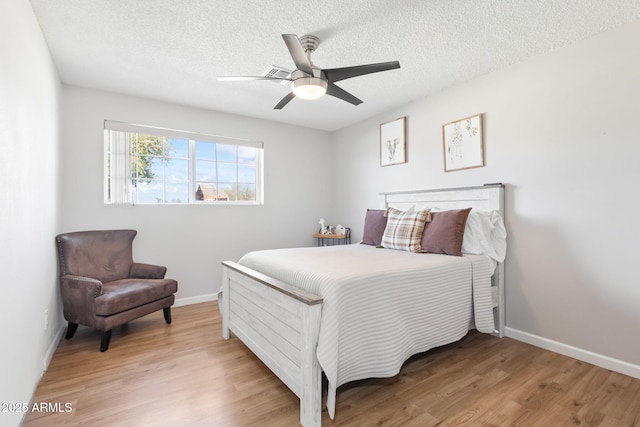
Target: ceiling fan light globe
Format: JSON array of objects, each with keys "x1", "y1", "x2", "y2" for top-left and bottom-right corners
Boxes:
[{"x1": 292, "y1": 77, "x2": 327, "y2": 100}]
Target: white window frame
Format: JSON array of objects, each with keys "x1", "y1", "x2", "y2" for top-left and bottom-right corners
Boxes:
[{"x1": 104, "y1": 120, "x2": 264, "y2": 205}]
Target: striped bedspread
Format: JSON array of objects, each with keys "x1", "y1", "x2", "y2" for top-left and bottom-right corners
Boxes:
[{"x1": 238, "y1": 243, "x2": 494, "y2": 418}]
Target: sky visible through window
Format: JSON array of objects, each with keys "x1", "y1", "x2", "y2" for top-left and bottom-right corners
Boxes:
[{"x1": 130, "y1": 136, "x2": 257, "y2": 204}]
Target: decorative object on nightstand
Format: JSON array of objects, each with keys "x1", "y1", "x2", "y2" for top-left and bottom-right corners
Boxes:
[{"x1": 313, "y1": 226, "x2": 351, "y2": 246}]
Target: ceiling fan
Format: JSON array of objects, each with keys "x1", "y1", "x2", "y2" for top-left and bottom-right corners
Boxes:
[{"x1": 217, "y1": 34, "x2": 400, "y2": 110}]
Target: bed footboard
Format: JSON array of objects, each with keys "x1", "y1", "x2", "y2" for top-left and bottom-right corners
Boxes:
[{"x1": 221, "y1": 261, "x2": 324, "y2": 427}]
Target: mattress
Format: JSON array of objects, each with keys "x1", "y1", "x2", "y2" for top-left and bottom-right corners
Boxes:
[{"x1": 237, "y1": 243, "x2": 494, "y2": 418}]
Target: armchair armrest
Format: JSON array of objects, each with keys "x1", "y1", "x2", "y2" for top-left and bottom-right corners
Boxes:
[
  {"x1": 129, "y1": 262, "x2": 167, "y2": 279},
  {"x1": 60, "y1": 275, "x2": 103, "y2": 325},
  {"x1": 61, "y1": 275, "x2": 103, "y2": 297}
]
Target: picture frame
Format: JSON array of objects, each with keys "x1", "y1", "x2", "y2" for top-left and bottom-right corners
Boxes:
[
  {"x1": 380, "y1": 116, "x2": 406, "y2": 166},
  {"x1": 442, "y1": 113, "x2": 484, "y2": 172}
]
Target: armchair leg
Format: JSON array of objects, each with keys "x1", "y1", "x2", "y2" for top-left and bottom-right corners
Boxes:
[
  {"x1": 163, "y1": 307, "x2": 172, "y2": 324},
  {"x1": 100, "y1": 330, "x2": 112, "y2": 352},
  {"x1": 65, "y1": 322, "x2": 78, "y2": 339}
]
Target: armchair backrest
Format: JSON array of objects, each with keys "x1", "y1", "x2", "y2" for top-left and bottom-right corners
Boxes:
[{"x1": 56, "y1": 230, "x2": 137, "y2": 283}]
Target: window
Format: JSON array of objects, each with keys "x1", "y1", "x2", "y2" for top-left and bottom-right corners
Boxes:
[{"x1": 104, "y1": 121, "x2": 263, "y2": 205}]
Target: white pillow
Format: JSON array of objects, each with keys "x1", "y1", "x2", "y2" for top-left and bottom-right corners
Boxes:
[{"x1": 462, "y1": 209, "x2": 507, "y2": 263}]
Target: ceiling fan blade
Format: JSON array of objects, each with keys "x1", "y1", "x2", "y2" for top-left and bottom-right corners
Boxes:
[
  {"x1": 282, "y1": 34, "x2": 314, "y2": 75},
  {"x1": 323, "y1": 61, "x2": 400, "y2": 83},
  {"x1": 274, "y1": 92, "x2": 296, "y2": 110},
  {"x1": 326, "y1": 82, "x2": 363, "y2": 106},
  {"x1": 217, "y1": 76, "x2": 291, "y2": 82}
]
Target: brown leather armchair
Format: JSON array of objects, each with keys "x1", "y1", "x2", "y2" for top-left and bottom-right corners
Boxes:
[{"x1": 55, "y1": 230, "x2": 178, "y2": 351}]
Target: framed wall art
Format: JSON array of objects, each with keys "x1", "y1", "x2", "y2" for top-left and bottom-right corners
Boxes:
[
  {"x1": 380, "y1": 116, "x2": 406, "y2": 166},
  {"x1": 442, "y1": 113, "x2": 484, "y2": 172}
]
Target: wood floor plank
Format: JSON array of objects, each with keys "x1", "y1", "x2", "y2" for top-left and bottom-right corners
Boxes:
[{"x1": 22, "y1": 302, "x2": 640, "y2": 426}]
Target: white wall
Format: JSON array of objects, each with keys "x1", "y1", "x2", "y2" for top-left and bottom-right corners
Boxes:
[
  {"x1": 61, "y1": 86, "x2": 333, "y2": 303},
  {"x1": 331, "y1": 21, "x2": 640, "y2": 376},
  {"x1": 0, "y1": 1, "x2": 63, "y2": 426}
]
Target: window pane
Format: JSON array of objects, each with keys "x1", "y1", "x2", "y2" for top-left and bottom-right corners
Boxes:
[
  {"x1": 165, "y1": 138, "x2": 189, "y2": 158},
  {"x1": 238, "y1": 184, "x2": 256, "y2": 201},
  {"x1": 165, "y1": 182, "x2": 189, "y2": 203},
  {"x1": 133, "y1": 179, "x2": 164, "y2": 204},
  {"x1": 195, "y1": 160, "x2": 216, "y2": 182},
  {"x1": 217, "y1": 144, "x2": 237, "y2": 162},
  {"x1": 217, "y1": 183, "x2": 237, "y2": 201},
  {"x1": 165, "y1": 158, "x2": 189, "y2": 180},
  {"x1": 238, "y1": 146, "x2": 256, "y2": 164},
  {"x1": 218, "y1": 163, "x2": 236, "y2": 183},
  {"x1": 135, "y1": 156, "x2": 164, "y2": 180},
  {"x1": 238, "y1": 164, "x2": 256, "y2": 183},
  {"x1": 196, "y1": 140, "x2": 216, "y2": 161},
  {"x1": 135, "y1": 135, "x2": 164, "y2": 157},
  {"x1": 195, "y1": 183, "x2": 217, "y2": 201}
]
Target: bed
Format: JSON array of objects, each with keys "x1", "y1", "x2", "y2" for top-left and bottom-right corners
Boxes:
[{"x1": 219, "y1": 184, "x2": 506, "y2": 426}]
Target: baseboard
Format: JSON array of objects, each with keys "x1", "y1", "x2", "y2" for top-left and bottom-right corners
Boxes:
[
  {"x1": 174, "y1": 293, "x2": 217, "y2": 307},
  {"x1": 43, "y1": 326, "x2": 65, "y2": 372},
  {"x1": 505, "y1": 327, "x2": 640, "y2": 379}
]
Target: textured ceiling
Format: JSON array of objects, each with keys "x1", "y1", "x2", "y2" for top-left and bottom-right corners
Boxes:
[{"x1": 29, "y1": 0, "x2": 640, "y2": 131}]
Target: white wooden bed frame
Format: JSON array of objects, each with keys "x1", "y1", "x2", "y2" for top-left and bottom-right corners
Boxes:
[{"x1": 221, "y1": 184, "x2": 505, "y2": 427}]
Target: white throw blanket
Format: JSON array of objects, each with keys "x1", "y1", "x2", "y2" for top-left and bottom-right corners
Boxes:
[{"x1": 234, "y1": 244, "x2": 495, "y2": 418}]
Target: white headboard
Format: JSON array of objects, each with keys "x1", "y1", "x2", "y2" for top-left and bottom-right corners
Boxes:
[
  {"x1": 381, "y1": 184, "x2": 504, "y2": 215},
  {"x1": 380, "y1": 184, "x2": 506, "y2": 337}
]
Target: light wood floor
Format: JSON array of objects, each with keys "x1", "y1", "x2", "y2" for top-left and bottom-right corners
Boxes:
[{"x1": 23, "y1": 302, "x2": 640, "y2": 426}]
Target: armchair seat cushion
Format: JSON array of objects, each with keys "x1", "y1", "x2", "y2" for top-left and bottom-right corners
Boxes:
[{"x1": 95, "y1": 278, "x2": 178, "y2": 316}]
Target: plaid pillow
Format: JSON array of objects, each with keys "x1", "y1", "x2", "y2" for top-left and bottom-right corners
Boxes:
[{"x1": 381, "y1": 208, "x2": 431, "y2": 252}]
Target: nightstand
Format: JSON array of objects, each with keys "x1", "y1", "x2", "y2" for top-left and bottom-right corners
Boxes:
[{"x1": 313, "y1": 228, "x2": 351, "y2": 246}]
